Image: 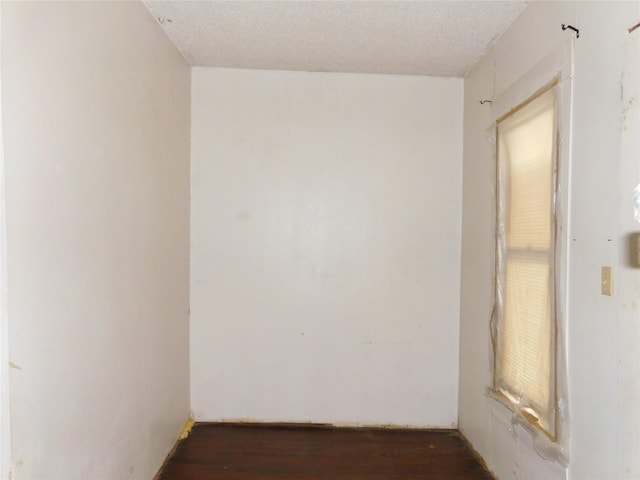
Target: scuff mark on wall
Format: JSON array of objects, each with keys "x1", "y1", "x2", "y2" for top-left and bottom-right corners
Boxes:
[{"x1": 633, "y1": 184, "x2": 640, "y2": 223}]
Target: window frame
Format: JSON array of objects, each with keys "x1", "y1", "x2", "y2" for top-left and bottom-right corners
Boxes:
[
  {"x1": 486, "y1": 42, "x2": 573, "y2": 465},
  {"x1": 493, "y1": 80, "x2": 560, "y2": 442}
]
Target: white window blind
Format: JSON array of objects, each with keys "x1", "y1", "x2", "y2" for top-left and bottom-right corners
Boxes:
[{"x1": 495, "y1": 86, "x2": 557, "y2": 438}]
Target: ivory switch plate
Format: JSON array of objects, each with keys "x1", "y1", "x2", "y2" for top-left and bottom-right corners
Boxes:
[{"x1": 601, "y1": 266, "x2": 613, "y2": 296}]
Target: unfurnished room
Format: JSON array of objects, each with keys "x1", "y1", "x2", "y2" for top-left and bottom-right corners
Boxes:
[{"x1": 0, "y1": 1, "x2": 639, "y2": 479}]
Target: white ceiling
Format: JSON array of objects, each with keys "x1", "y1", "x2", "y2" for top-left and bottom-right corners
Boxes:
[{"x1": 144, "y1": 1, "x2": 528, "y2": 77}]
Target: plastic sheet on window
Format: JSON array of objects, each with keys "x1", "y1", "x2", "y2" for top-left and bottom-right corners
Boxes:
[{"x1": 486, "y1": 41, "x2": 573, "y2": 468}]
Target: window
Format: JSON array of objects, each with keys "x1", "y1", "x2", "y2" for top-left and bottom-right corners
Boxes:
[{"x1": 494, "y1": 84, "x2": 558, "y2": 440}]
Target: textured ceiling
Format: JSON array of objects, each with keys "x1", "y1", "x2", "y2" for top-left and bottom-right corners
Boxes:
[{"x1": 144, "y1": 1, "x2": 528, "y2": 77}]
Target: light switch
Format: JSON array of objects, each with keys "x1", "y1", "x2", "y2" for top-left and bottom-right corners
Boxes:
[{"x1": 601, "y1": 266, "x2": 613, "y2": 296}]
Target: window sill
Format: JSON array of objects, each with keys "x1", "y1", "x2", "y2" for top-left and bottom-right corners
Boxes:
[{"x1": 485, "y1": 387, "x2": 569, "y2": 467}]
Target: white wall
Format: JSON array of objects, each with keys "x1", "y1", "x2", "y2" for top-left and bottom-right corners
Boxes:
[
  {"x1": 0, "y1": 3, "x2": 8, "y2": 479},
  {"x1": 2, "y1": 2, "x2": 191, "y2": 478},
  {"x1": 459, "y1": 1, "x2": 640, "y2": 479},
  {"x1": 191, "y1": 68, "x2": 463, "y2": 427}
]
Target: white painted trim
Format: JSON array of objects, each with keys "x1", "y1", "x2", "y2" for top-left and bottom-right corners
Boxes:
[{"x1": 0, "y1": 2, "x2": 10, "y2": 477}]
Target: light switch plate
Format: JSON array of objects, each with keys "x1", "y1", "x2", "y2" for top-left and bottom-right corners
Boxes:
[{"x1": 601, "y1": 266, "x2": 613, "y2": 296}]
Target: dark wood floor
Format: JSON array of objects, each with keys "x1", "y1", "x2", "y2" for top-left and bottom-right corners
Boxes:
[{"x1": 156, "y1": 423, "x2": 494, "y2": 480}]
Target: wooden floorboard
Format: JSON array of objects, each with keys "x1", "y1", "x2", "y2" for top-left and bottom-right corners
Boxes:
[{"x1": 156, "y1": 423, "x2": 495, "y2": 480}]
